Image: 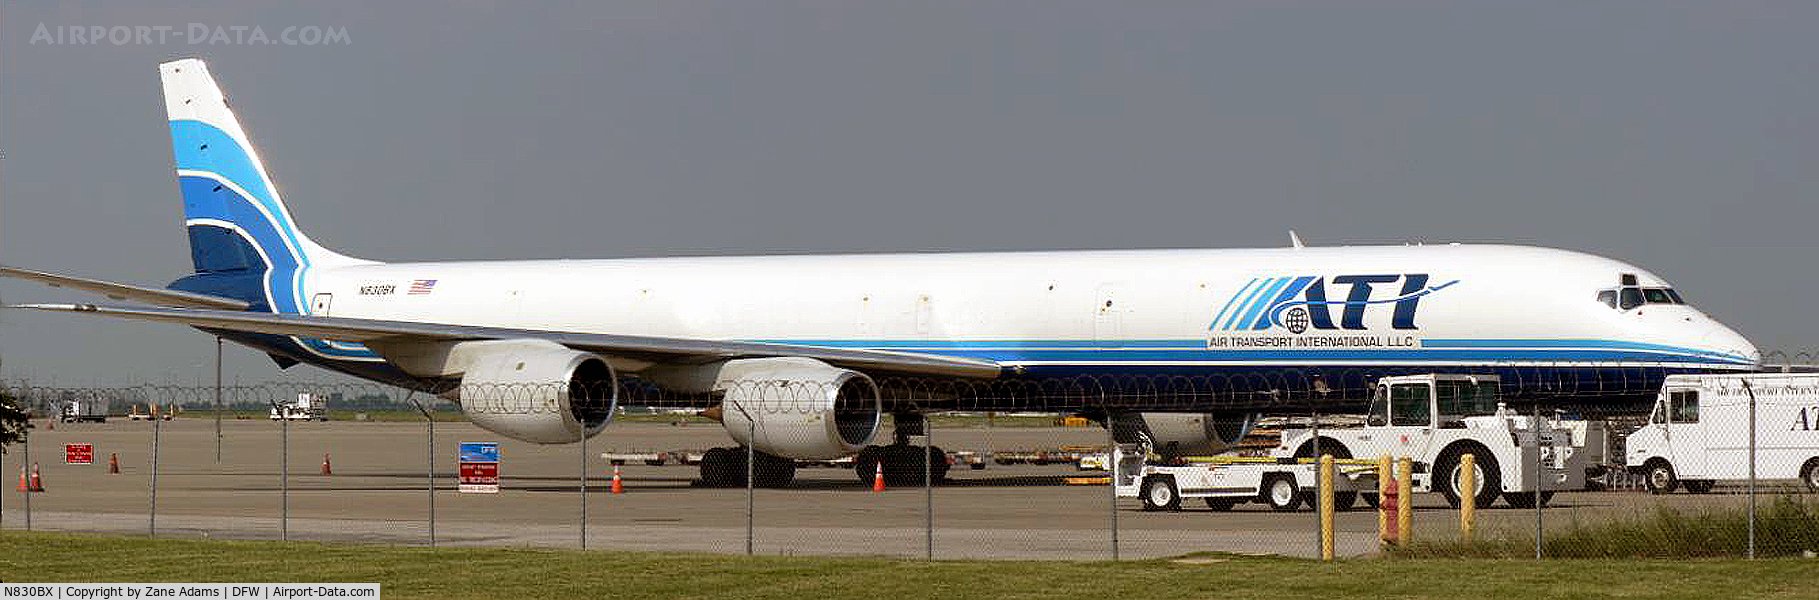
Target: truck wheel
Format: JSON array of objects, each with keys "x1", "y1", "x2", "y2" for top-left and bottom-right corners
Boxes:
[
  {"x1": 1141, "y1": 476, "x2": 1181, "y2": 511},
  {"x1": 1204, "y1": 497, "x2": 1239, "y2": 511},
  {"x1": 1437, "y1": 448, "x2": 1500, "y2": 509},
  {"x1": 1504, "y1": 491, "x2": 1554, "y2": 508},
  {"x1": 1803, "y1": 459, "x2": 1819, "y2": 493},
  {"x1": 1684, "y1": 480, "x2": 1714, "y2": 494},
  {"x1": 1265, "y1": 476, "x2": 1303, "y2": 511},
  {"x1": 1645, "y1": 460, "x2": 1678, "y2": 495}
]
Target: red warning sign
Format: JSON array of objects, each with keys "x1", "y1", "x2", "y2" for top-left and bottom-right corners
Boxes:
[
  {"x1": 66, "y1": 443, "x2": 95, "y2": 465},
  {"x1": 458, "y1": 441, "x2": 500, "y2": 493}
]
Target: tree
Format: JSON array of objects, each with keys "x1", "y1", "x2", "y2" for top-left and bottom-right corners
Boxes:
[{"x1": 1, "y1": 389, "x2": 30, "y2": 453}]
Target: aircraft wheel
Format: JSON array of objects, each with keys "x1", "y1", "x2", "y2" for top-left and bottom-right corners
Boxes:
[
  {"x1": 699, "y1": 447, "x2": 744, "y2": 487},
  {"x1": 854, "y1": 446, "x2": 883, "y2": 485}
]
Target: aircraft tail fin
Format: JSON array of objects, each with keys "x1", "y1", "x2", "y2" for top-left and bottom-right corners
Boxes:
[{"x1": 160, "y1": 58, "x2": 366, "y2": 277}]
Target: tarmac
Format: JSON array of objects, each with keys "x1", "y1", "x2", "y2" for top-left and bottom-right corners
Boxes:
[{"x1": 2, "y1": 417, "x2": 1792, "y2": 559}]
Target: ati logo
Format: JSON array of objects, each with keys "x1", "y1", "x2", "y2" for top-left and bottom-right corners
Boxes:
[{"x1": 1213, "y1": 274, "x2": 1460, "y2": 333}]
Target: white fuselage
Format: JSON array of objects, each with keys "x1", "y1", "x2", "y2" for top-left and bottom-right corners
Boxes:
[{"x1": 297, "y1": 243, "x2": 1757, "y2": 376}]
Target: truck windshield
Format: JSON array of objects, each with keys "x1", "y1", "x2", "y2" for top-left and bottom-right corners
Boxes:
[
  {"x1": 1436, "y1": 380, "x2": 1497, "y2": 425},
  {"x1": 1367, "y1": 386, "x2": 1388, "y2": 426}
]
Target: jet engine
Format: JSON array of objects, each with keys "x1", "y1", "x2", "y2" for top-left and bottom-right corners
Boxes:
[
  {"x1": 454, "y1": 345, "x2": 618, "y2": 444},
  {"x1": 714, "y1": 357, "x2": 882, "y2": 460}
]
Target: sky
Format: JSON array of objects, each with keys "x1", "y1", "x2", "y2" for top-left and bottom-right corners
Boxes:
[{"x1": 3, "y1": 2, "x2": 1818, "y2": 388}]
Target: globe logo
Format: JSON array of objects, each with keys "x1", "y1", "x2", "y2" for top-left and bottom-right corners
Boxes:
[{"x1": 1284, "y1": 307, "x2": 1310, "y2": 334}]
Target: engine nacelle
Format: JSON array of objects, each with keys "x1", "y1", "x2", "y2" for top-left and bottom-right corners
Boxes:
[
  {"x1": 455, "y1": 342, "x2": 617, "y2": 444},
  {"x1": 714, "y1": 357, "x2": 882, "y2": 460},
  {"x1": 1132, "y1": 412, "x2": 1258, "y2": 458}
]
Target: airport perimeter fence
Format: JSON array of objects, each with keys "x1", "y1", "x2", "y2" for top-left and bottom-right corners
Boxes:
[{"x1": 3, "y1": 364, "x2": 1818, "y2": 560}]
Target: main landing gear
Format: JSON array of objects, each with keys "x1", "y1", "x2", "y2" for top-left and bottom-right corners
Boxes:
[
  {"x1": 853, "y1": 412, "x2": 950, "y2": 487},
  {"x1": 697, "y1": 447, "x2": 796, "y2": 488}
]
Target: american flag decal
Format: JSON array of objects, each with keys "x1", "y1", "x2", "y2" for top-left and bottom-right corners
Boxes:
[{"x1": 408, "y1": 279, "x2": 438, "y2": 295}]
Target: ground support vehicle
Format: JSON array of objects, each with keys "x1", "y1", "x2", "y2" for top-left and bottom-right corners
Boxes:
[
  {"x1": 126, "y1": 404, "x2": 172, "y2": 421},
  {"x1": 1274, "y1": 374, "x2": 1585, "y2": 509},
  {"x1": 270, "y1": 393, "x2": 328, "y2": 421},
  {"x1": 59, "y1": 398, "x2": 108, "y2": 423},
  {"x1": 1625, "y1": 373, "x2": 1819, "y2": 493},
  {"x1": 1112, "y1": 444, "x2": 1378, "y2": 511}
]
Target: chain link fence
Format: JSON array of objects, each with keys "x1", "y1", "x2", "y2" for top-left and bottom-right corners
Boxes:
[{"x1": 3, "y1": 361, "x2": 1817, "y2": 560}]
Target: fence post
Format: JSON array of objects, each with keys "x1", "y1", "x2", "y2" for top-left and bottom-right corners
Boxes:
[
  {"x1": 579, "y1": 411, "x2": 588, "y2": 551},
  {"x1": 150, "y1": 401, "x2": 161, "y2": 536},
  {"x1": 746, "y1": 416, "x2": 755, "y2": 556},
  {"x1": 1744, "y1": 380, "x2": 1757, "y2": 560},
  {"x1": 22, "y1": 420, "x2": 30, "y2": 530},
  {"x1": 923, "y1": 415, "x2": 933, "y2": 561},
  {"x1": 1396, "y1": 457, "x2": 1412, "y2": 544},
  {"x1": 1108, "y1": 421, "x2": 1119, "y2": 561},
  {"x1": 1459, "y1": 454, "x2": 1475, "y2": 540},
  {"x1": 1319, "y1": 455, "x2": 1334, "y2": 560},
  {"x1": 1533, "y1": 402, "x2": 1542, "y2": 559},
  {"x1": 272, "y1": 396, "x2": 288, "y2": 542},
  {"x1": 215, "y1": 337, "x2": 223, "y2": 463}
]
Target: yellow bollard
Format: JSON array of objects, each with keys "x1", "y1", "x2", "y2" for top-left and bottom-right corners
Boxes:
[
  {"x1": 1460, "y1": 453, "x2": 1476, "y2": 540},
  {"x1": 1397, "y1": 457, "x2": 1413, "y2": 545},
  {"x1": 1320, "y1": 454, "x2": 1335, "y2": 560},
  {"x1": 1377, "y1": 455, "x2": 1392, "y2": 544}
]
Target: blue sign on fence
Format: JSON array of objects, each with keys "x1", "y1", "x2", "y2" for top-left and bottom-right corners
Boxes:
[{"x1": 460, "y1": 442, "x2": 500, "y2": 463}]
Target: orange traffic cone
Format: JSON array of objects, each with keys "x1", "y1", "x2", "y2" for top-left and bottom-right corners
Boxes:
[
  {"x1": 16, "y1": 465, "x2": 28, "y2": 492},
  {"x1": 872, "y1": 461, "x2": 886, "y2": 492},
  {"x1": 611, "y1": 465, "x2": 624, "y2": 494},
  {"x1": 109, "y1": 453, "x2": 121, "y2": 474},
  {"x1": 28, "y1": 463, "x2": 45, "y2": 492},
  {"x1": 320, "y1": 453, "x2": 333, "y2": 476}
]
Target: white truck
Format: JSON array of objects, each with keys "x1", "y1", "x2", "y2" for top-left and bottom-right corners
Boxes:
[
  {"x1": 1625, "y1": 373, "x2": 1819, "y2": 493},
  {"x1": 1113, "y1": 445, "x2": 1377, "y2": 511},
  {"x1": 1273, "y1": 374, "x2": 1585, "y2": 509},
  {"x1": 59, "y1": 397, "x2": 108, "y2": 423},
  {"x1": 270, "y1": 393, "x2": 329, "y2": 421}
]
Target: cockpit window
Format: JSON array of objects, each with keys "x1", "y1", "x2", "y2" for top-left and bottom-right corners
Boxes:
[
  {"x1": 1619, "y1": 288, "x2": 1643, "y2": 310},
  {"x1": 1603, "y1": 287, "x2": 1686, "y2": 310}
]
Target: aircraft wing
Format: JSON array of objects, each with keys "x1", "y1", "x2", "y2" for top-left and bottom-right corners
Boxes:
[
  {"x1": 1, "y1": 265, "x2": 251, "y2": 310},
  {"x1": 6, "y1": 302, "x2": 1003, "y2": 379}
]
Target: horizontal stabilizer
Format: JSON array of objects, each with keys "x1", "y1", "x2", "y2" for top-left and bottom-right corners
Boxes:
[{"x1": 0, "y1": 266, "x2": 250, "y2": 310}]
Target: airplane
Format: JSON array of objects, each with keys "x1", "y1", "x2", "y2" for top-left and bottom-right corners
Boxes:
[{"x1": 2, "y1": 58, "x2": 1762, "y2": 487}]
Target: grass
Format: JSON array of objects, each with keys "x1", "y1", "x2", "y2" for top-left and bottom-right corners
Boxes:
[
  {"x1": 2, "y1": 531, "x2": 1816, "y2": 599},
  {"x1": 1392, "y1": 495, "x2": 1819, "y2": 559}
]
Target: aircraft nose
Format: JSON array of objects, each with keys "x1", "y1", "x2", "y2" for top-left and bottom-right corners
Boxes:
[{"x1": 1704, "y1": 323, "x2": 1760, "y2": 367}]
